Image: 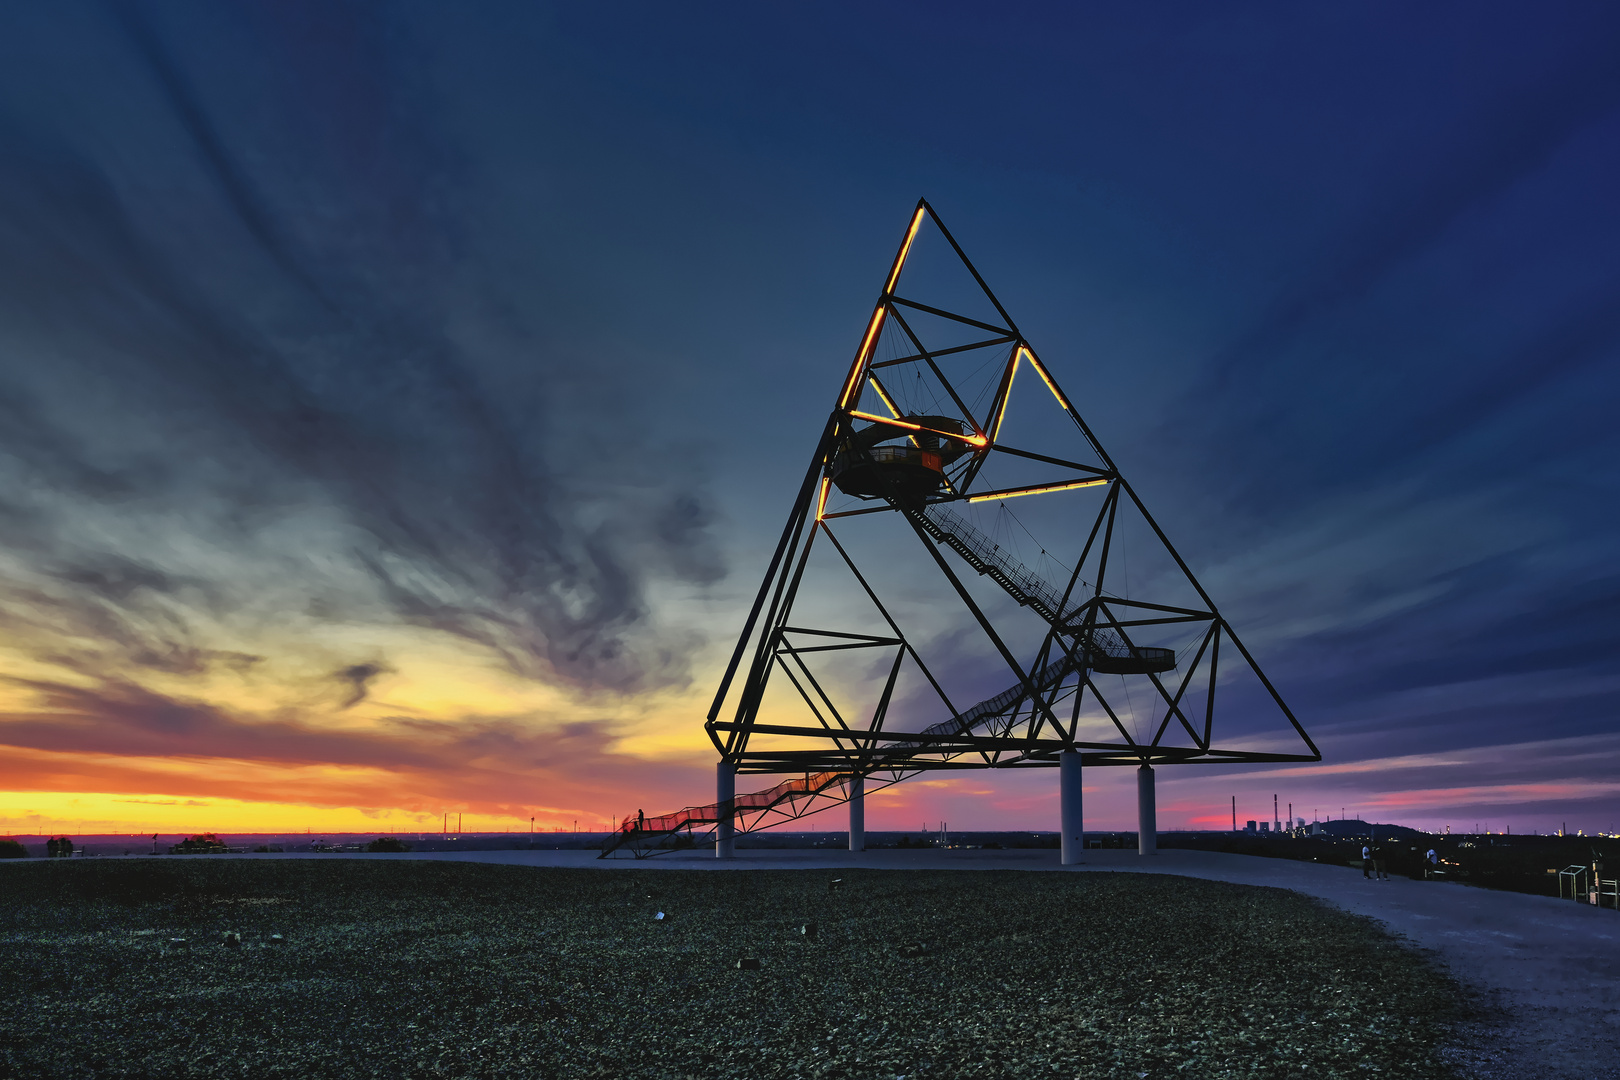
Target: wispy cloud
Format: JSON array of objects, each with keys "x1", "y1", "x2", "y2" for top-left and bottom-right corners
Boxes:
[
  {"x1": 0, "y1": 676, "x2": 708, "y2": 819},
  {"x1": 0, "y1": 7, "x2": 723, "y2": 697}
]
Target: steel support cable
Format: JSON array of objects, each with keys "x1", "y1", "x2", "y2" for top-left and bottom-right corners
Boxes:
[
  {"x1": 962, "y1": 348, "x2": 1006, "y2": 417},
  {"x1": 1001, "y1": 499, "x2": 1078, "y2": 587},
  {"x1": 1120, "y1": 671, "x2": 1142, "y2": 742}
]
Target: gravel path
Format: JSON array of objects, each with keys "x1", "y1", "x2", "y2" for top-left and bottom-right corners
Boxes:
[
  {"x1": 279, "y1": 845, "x2": 1620, "y2": 1079},
  {"x1": 12, "y1": 845, "x2": 1612, "y2": 1076}
]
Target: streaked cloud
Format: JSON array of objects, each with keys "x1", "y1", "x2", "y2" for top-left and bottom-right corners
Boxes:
[{"x1": 0, "y1": 5, "x2": 1616, "y2": 833}]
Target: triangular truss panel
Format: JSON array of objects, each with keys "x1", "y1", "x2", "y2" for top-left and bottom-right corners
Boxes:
[
  {"x1": 705, "y1": 198, "x2": 1318, "y2": 783},
  {"x1": 602, "y1": 201, "x2": 1318, "y2": 857}
]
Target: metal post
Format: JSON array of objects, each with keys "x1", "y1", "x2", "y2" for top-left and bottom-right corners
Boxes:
[
  {"x1": 848, "y1": 773, "x2": 865, "y2": 852},
  {"x1": 1137, "y1": 764, "x2": 1156, "y2": 855},
  {"x1": 1060, "y1": 749, "x2": 1083, "y2": 865},
  {"x1": 716, "y1": 762, "x2": 735, "y2": 859}
]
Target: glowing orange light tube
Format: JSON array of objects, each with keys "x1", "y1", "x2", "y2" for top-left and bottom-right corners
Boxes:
[
  {"x1": 867, "y1": 376, "x2": 901, "y2": 418},
  {"x1": 866, "y1": 375, "x2": 919, "y2": 446},
  {"x1": 815, "y1": 476, "x2": 831, "y2": 520},
  {"x1": 1023, "y1": 347, "x2": 1073, "y2": 412},
  {"x1": 838, "y1": 306, "x2": 889, "y2": 409},
  {"x1": 883, "y1": 206, "x2": 927, "y2": 297},
  {"x1": 967, "y1": 477, "x2": 1110, "y2": 503},
  {"x1": 847, "y1": 410, "x2": 988, "y2": 447},
  {"x1": 988, "y1": 349, "x2": 1022, "y2": 443}
]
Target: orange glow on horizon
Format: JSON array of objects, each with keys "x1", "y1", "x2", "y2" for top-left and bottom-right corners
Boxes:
[{"x1": 0, "y1": 734, "x2": 714, "y2": 834}]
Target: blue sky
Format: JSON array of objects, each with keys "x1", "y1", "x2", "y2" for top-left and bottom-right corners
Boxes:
[{"x1": 0, "y1": 3, "x2": 1616, "y2": 835}]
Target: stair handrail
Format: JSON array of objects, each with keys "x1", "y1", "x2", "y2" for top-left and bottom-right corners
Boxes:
[
  {"x1": 603, "y1": 649, "x2": 1081, "y2": 853},
  {"x1": 920, "y1": 505, "x2": 1077, "y2": 621},
  {"x1": 920, "y1": 504, "x2": 1159, "y2": 670},
  {"x1": 884, "y1": 648, "x2": 1080, "y2": 754},
  {"x1": 606, "y1": 499, "x2": 1155, "y2": 854}
]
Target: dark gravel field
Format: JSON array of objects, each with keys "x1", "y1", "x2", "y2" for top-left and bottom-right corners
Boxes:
[{"x1": 0, "y1": 860, "x2": 1464, "y2": 1079}]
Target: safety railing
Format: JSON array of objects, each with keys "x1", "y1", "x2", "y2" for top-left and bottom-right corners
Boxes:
[
  {"x1": 889, "y1": 649, "x2": 1081, "y2": 754},
  {"x1": 915, "y1": 504, "x2": 1167, "y2": 671},
  {"x1": 918, "y1": 505, "x2": 1078, "y2": 624},
  {"x1": 1559, "y1": 865, "x2": 1590, "y2": 901},
  {"x1": 601, "y1": 770, "x2": 853, "y2": 856},
  {"x1": 603, "y1": 650, "x2": 1082, "y2": 856},
  {"x1": 605, "y1": 495, "x2": 1170, "y2": 857}
]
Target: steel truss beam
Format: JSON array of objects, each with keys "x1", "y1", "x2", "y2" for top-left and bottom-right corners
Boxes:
[{"x1": 603, "y1": 199, "x2": 1317, "y2": 857}]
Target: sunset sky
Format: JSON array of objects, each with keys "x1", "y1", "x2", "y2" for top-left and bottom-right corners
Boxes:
[{"x1": 2, "y1": 4, "x2": 1618, "y2": 837}]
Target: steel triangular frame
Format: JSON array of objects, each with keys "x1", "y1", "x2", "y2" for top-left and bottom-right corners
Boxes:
[{"x1": 691, "y1": 198, "x2": 1315, "y2": 817}]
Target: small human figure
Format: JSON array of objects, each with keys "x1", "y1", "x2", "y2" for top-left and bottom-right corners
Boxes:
[
  {"x1": 637, "y1": 809, "x2": 645, "y2": 830},
  {"x1": 1425, "y1": 848, "x2": 1438, "y2": 880},
  {"x1": 1372, "y1": 843, "x2": 1388, "y2": 880},
  {"x1": 1362, "y1": 843, "x2": 1372, "y2": 878}
]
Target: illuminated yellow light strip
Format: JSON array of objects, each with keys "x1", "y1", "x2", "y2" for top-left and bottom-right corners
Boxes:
[
  {"x1": 837, "y1": 305, "x2": 889, "y2": 408},
  {"x1": 867, "y1": 375, "x2": 919, "y2": 446},
  {"x1": 847, "y1": 410, "x2": 988, "y2": 447},
  {"x1": 1023, "y1": 347, "x2": 1074, "y2": 412},
  {"x1": 967, "y1": 477, "x2": 1110, "y2": 503},
  {"x1": 867, "y1": 376, "x2": 901, "y2": 418},
  {"x1": 815, "y1": 476, "x2": 831, "y2": 520},
  {"x1": 883, "y1": 206, "x2": 927, "y2": 297},
  {"x1": 989, "y1": 348, "x2": 1022, "y2": 443}
]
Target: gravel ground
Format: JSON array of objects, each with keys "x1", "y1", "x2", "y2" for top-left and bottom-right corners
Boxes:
[{"x1": 0, "y1": 860, "x2": 1465, "y2": 1079}]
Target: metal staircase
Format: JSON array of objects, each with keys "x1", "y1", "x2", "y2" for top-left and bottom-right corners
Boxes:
[
  {"x1": 890, "y1": 648, "x2": 1081, "y2": 754},
  {"x1": 911, "y1": 504, "x2": 1077, "y2": 626},
  {"x1": 602, "y1": 498, "x2": 1175, "y2": 857},
  {"x1": 600, "y1": 650, "x2": 1080, "y2": 858},
  {"x1": 599, "y1": 770, "x2": 851, "y2": 858},
  {"x1": 910, "y1": 502, "x2": 1173, "y2": 673}
]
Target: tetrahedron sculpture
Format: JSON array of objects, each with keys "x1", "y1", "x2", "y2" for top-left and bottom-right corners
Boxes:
[{"x1": 602, "y1": 200, "x2": 1317, "y2": 858}]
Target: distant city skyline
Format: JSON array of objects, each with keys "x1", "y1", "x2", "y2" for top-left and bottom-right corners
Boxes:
[{"x1": 1, "y1": 5, "x2": 1618, "y2": 837}]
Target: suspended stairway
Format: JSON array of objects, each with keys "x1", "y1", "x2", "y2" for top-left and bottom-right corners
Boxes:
[
  {"x1": 601, "y1": 505, "x2": 1169, "y2": 857},
  {"x1": 609, "y1": 199, "x2": 1318, "y2": 856},
  {"x1": 911, "y1": 503, "x2": 1174, "y2": 675}
]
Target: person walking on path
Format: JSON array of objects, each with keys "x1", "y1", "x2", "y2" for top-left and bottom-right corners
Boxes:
[
  {"x1": 1362, "y1": 843, "x2": 1372, "y2": 878},
  {"x1": 1372, "y1": 843, "x2": 1389, "y2": 880}
]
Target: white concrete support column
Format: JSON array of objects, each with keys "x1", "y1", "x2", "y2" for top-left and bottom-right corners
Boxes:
[
  {"x1": 715, "y1": 761, "x2": 735, "y2": 859},
  {"x1": 1137, "y1": 763, "x2": 1157, "y2": 855},
  {"x1": 1060, "y1": 749, "x2": 1084, "y2": 865},
  {"x1": 848, "y1": 774, "x2": 865, "y2": 852}
]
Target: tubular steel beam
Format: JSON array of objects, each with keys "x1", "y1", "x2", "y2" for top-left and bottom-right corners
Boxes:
[{"x1": 677, "y1": 200, "x2": 1318, "y2": 858}]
